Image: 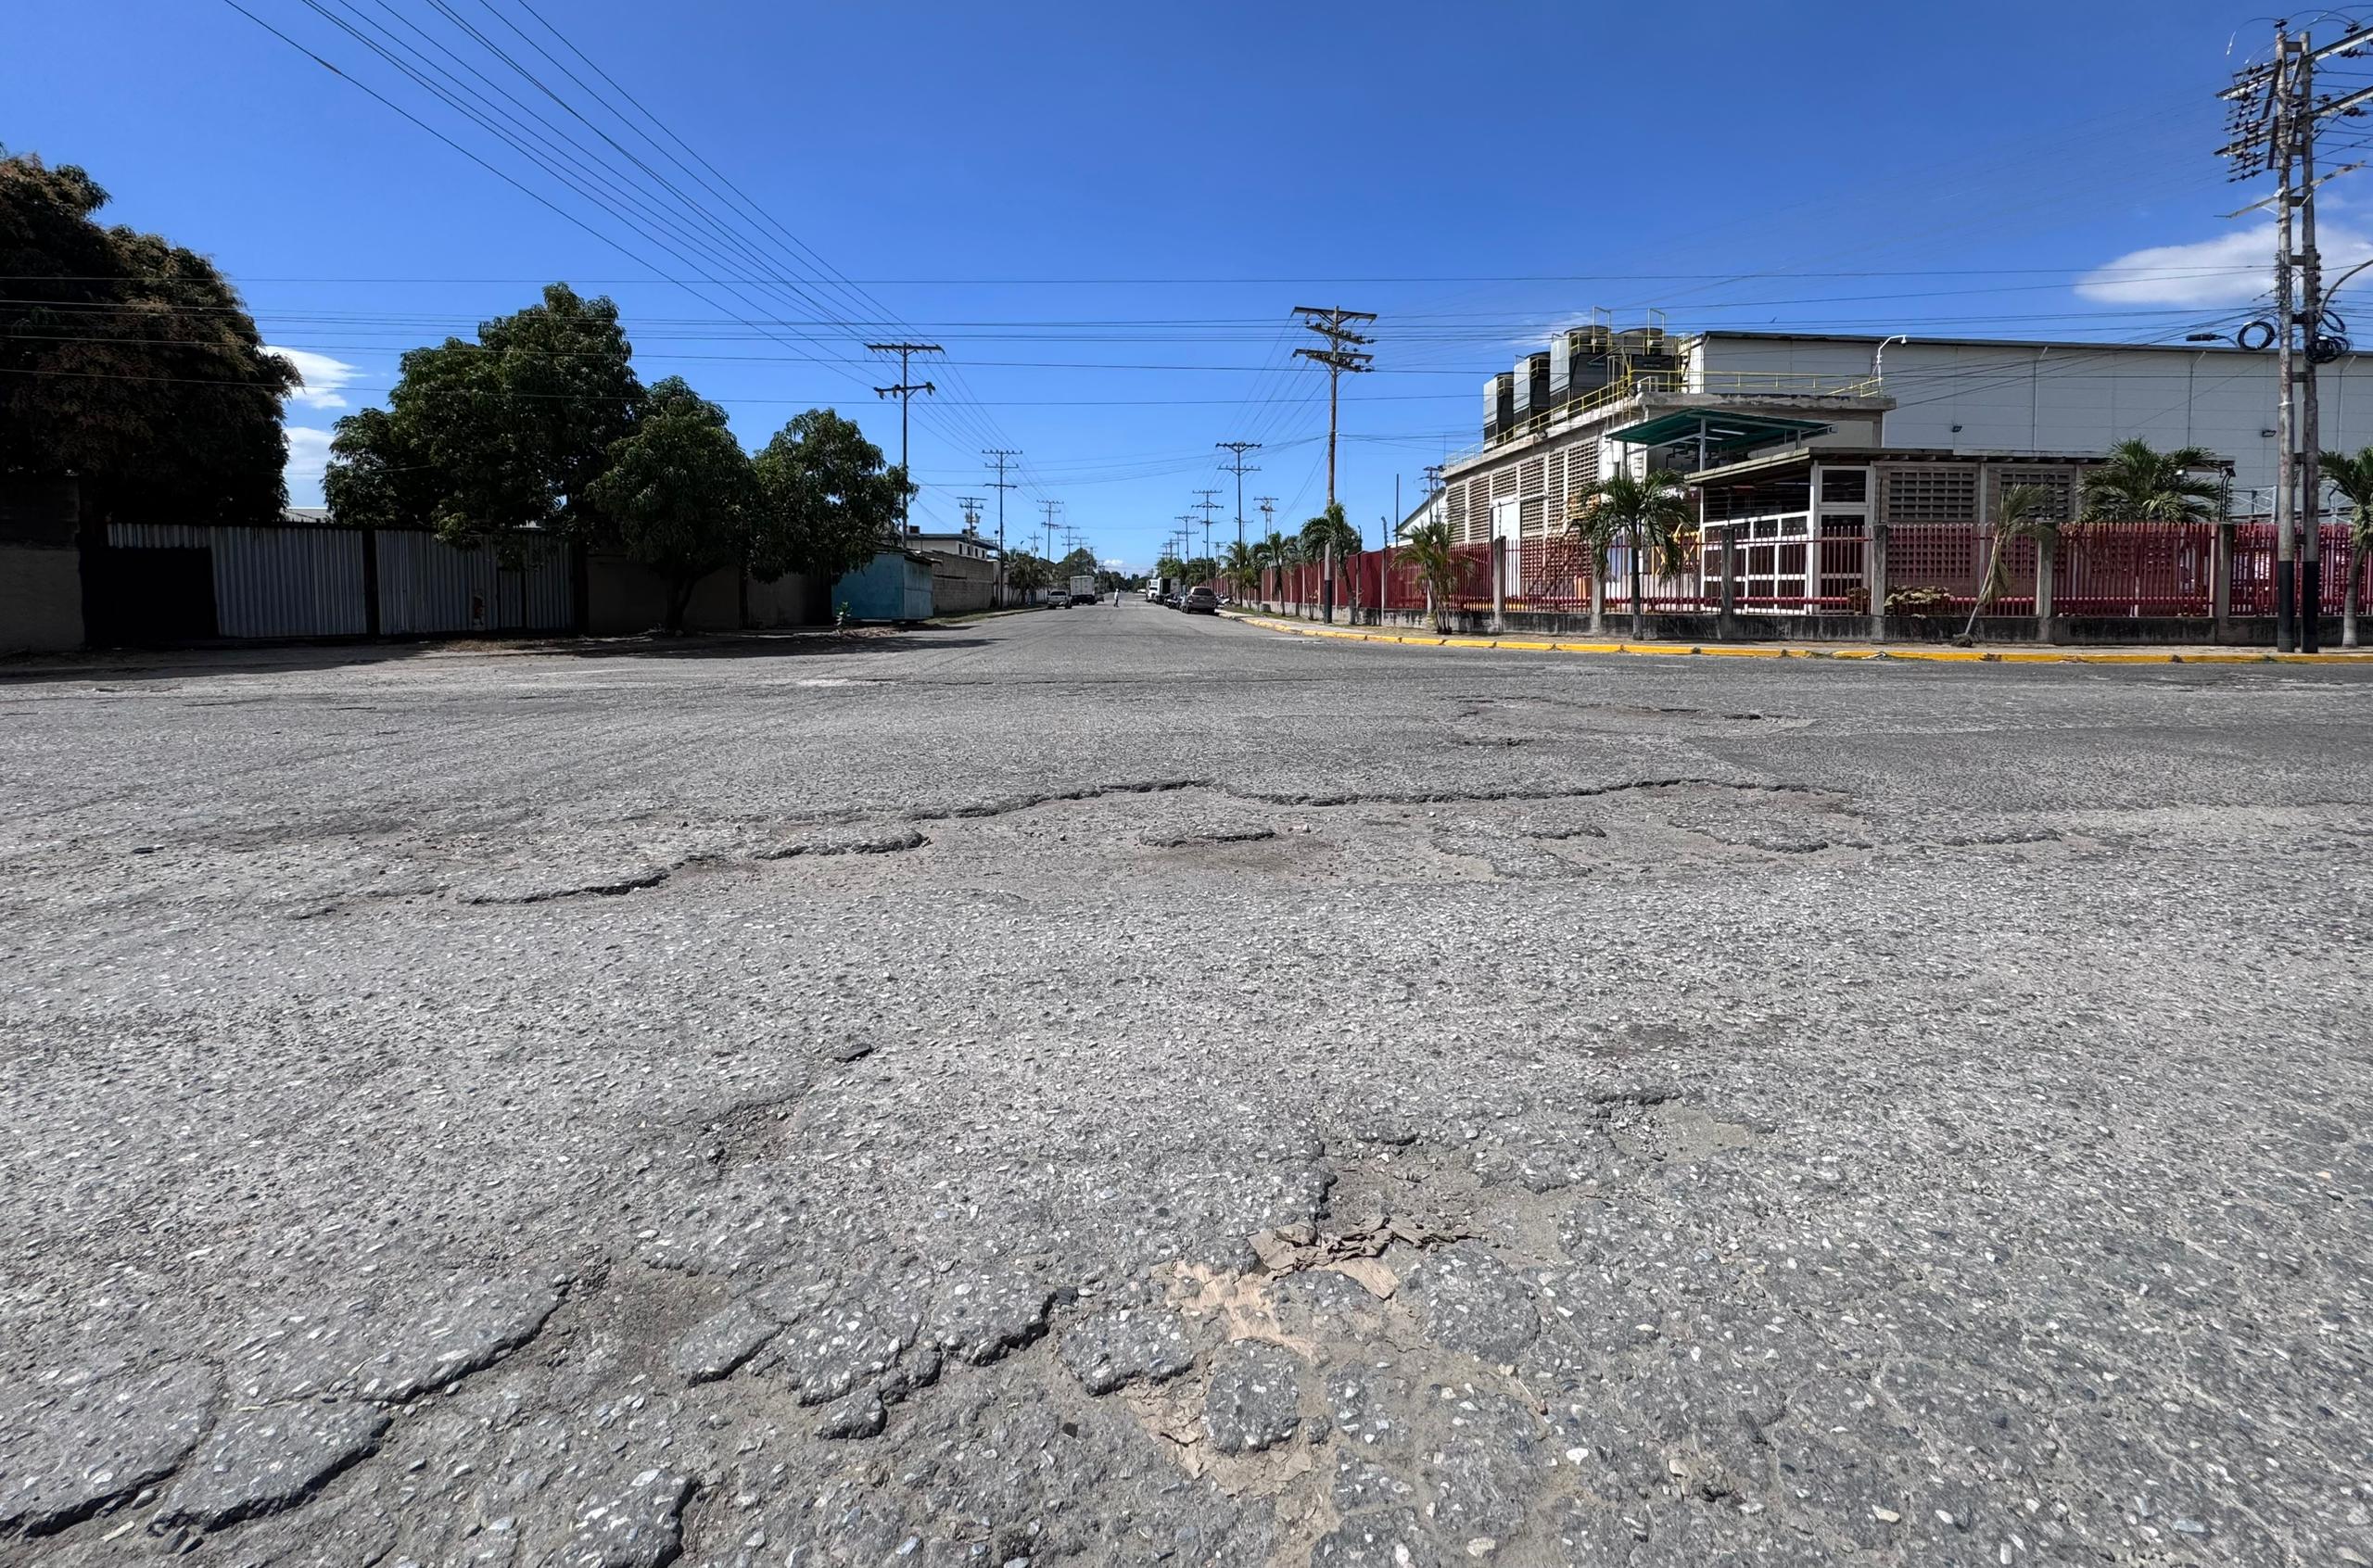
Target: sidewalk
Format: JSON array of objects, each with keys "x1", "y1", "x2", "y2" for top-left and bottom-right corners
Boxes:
[{"x1": 1217, "y1": 610, "x2": 2373, "y2": 665}]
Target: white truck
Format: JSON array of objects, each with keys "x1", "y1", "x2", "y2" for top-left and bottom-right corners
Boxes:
[{"x1": 1068, "y1": 574, "x2": 1099, "y2": 606}]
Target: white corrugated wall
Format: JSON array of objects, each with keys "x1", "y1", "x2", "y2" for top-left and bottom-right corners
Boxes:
[
  {"x1": 108, "y1": 522, "x2": 366, "y2": 636},
  {"x1": 376, "y1": 531, "x2": 573, "y2": 635},
  {"x1": 105, "y1": 523, "x2": 576, "y2": 638}
]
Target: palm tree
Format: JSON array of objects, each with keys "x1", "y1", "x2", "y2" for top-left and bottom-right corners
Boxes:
[
  {"x1": 1222, "y1": 539, "x2": 1260, "y2": 601},
  {"x1": 1299, "y1": 501, "x2": 1362, "y2": 565},
  {"x1": 1299, "y1": 501, "x2": 1363, "y2": 613},
  {"x1": 2079, "y1": 437, "x2": 2222, "y2": 523},
  {"x1": 1574, "y1": 467, "x2": 1694, "y2": 639},
  {"x1": 1396, "y1": 518, "x2": 1461, "y2": 632},
  {"x1": 1961, "y1": 484, "x2": 2056, "y2": 640},
  {"x1": 2325, "y1": 447, "x2": 2373, "y2": 648}
]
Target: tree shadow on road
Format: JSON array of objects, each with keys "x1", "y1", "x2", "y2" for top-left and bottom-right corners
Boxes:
[{"x1": 0, "y1": 626, "x2": 992, "y2": 685}]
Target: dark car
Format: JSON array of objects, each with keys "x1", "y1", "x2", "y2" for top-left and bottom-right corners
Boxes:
[{"x1": 1182, "y1": 586, "x2": 1220, "y2": 614}]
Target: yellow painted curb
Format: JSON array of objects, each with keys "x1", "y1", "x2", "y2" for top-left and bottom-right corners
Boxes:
[{"x1": 1214, "y1": 613, "x2": 2373, "y2": 666}]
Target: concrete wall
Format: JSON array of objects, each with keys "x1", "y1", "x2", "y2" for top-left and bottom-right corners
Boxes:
[
  {"x1": 587, "y1": 554, "x2": 824, "y2": 634},
  {"x1": 0, "y1": 477, "x2": 84, "y2": 652},
  {"x1": 1698, "y1": 332, "x2": 2363, "y2": 506},
  {"x1": 926, "y1": 550, "x2": 997, "y2": 615}
]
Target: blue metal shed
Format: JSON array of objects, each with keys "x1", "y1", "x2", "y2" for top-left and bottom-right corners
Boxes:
[{"x1": 832, "y1": 550, "x2": 934, "y2": 622}]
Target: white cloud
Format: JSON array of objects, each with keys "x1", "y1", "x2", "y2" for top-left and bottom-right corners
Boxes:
[
  {"x1": 2075, "y1": 222, "x2": 2373, "y2": 307},
  {"x1": 267, "y1": 346, "x2": 362, "y2": 411},
  {"x1": 1101, "y1": 556, "x2": 1125, "y2": 568},
  {"x1": 284, "y1": 425, "x2": 333, "y2": 509}
]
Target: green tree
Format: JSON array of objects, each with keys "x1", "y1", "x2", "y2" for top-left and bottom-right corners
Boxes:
[
  {"x1": 1, "y1": 153, "x2": 299, "y2": 521},
  {"x1": 1005, "y1": 550, "x2": 1053, "y2": 599},
  {"x1": 750, "y1": 407, "x2": 907, "y2": 583},
  {"x1": 1961, "y1": 484, "x2": 2057, "y2": 640},
  {"x1": 2078, "y1": 437, "x2": 2221, "y2": 523},
  {"x1": 1395, "y1": 517, "x2": 1462, "y2": 632},
  {"x1": 1574, "y1": 467, "x2": 1693, "y2": 639},
  {"x1": 584, "y1": 377, "x2": 757, "y2": 633},
  {"x1": 2322, "y1": 446, "x2": 2373, "y2": 648},
  {"x1": 1221, "y1": 539, "x2": 1260, "y2": 598},
  {"x1": 1299, "y1": 500, "x2": 1362, "y2": 570},
  {"x1": 327, "y1": 283, "x2": 641, "y2": 542},
  {"x1": 1154, "y1": 552, "x2": 1186, "y2": 581}
]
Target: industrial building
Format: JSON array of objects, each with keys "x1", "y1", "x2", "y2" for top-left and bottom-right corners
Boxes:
[{"x1": 1428, "y1": 317, "x2": 2367, "y2": 562}]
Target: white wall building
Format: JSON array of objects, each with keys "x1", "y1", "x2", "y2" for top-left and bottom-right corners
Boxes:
[
  {"x1": 1426, "y1": 324, "x2": 2366, "y2": 544},
  {"x1": 1699, "y1": 331, "x2": 2360, "y2": 511}
]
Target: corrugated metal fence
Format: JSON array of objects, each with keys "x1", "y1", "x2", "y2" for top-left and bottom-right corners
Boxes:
[{"x1": 98, "y1": 521, "x2": 576, "y2": 642}]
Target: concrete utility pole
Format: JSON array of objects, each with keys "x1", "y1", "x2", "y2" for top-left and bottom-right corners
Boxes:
[
  {"x1": 983, "y1": 449, "x2": 1020, "y2": 607},
  {"x1": 1217, "y1": 441, "x2": 1262, "y2": 554},
  {"x1": 2220, "y1": 21, "x2": 2373, "y2": 651},
  {"x1": 1040, "y1": 499, "x2": 1063, "y2": 564},
  {"x1": 1193, "y1": 490, "x2": 1223, "y2": 564},
  {"x1": 957, "y1": 496, "x2": 984, "y2": 539},
  {"x1": 867, "y1": 342, "x2": 941, "y2": 537},
  {"x1": 1291, "y1": 307, "x2": 1377, "y2": 507}
]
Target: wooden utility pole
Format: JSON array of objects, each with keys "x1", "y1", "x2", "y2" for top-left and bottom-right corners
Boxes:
[
  {"x1": 1291, "y1": 307, "x2": 1376, "y2": 507},
  {"x1": 867, "y1": 341, "x2": 941, "y2": 537}
]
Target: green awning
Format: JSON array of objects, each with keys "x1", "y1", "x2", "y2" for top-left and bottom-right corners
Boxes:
[{"x1": 1605, "y1": 411, "x2": 1831, "y2": 451}]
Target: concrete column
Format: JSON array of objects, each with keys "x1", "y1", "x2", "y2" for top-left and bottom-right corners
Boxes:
[
  {"x1": 2036, "y1": 534, "x2": 2057, "y2": 644},
  {"x1": 1491, "y1": 537, "x2": 1506, "y2": 633},
  {"x1": 1867, "y1": 521, "x2": 1889, "y2": 643},
  {"x1": 2213, "y1": 520, "x2": 2234, "y2": 643},
  {"x1": 1718, "y1": 527, "x2": 1738, "y2": 639}
]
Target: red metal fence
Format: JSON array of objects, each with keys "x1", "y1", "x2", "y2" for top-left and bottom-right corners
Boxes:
[{"x1": 1239, "y1": 521, "x2": 2368, "y2": 623}]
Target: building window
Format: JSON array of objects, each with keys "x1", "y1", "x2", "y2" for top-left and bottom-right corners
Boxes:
[{"x1": 1820, "y1": 467, "x2": 1869, "y2": 503}]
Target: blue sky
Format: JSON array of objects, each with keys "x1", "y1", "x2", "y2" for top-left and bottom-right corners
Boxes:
[{"x1": 5, "y1": 1, "x2": 2333, "y2": 568}]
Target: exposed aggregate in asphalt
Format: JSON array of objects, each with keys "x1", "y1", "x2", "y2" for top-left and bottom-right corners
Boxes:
[{"x1": 1, "y1": 603, "x2": 2368, "y2": 1565}]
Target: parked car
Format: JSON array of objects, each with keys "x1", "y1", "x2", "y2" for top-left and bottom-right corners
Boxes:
[{"x1": 1182, "y1": 586, "x2": 1220, "y2": 614}]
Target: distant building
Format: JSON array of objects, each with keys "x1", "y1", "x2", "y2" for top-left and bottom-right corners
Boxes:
[{"x1": 903, "y1": 526, "x2": 996, "y2": 562}]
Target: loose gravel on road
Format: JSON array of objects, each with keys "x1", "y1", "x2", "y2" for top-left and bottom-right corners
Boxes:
[{"x1": 2, "y1": 602, "x2": 2368, "y2": 1566}]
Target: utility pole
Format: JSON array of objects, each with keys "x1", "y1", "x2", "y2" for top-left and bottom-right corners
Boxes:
[
  {"x1": 983, "y1": 449, "x2": 1020, "y2": 608},
  {"x1": 867, "y1": 341, "x2": 941, "y2": 537},
  {"x1": 1040, "y1": 499, "x2": 1063, "y2": 564},
  {"x1": 1174, "y1": 514, "x2": 1198, "y2": 577},
  {"x1": 2220, "y1": 22, "x2": 2373, "y2": 651},
  {"x1": 1193, "y1": 489, "x2": 1223, "y2": 564},
  {"x1": 1256, "y1": 496, "x2": 1276, "y2": 540},
  {"x1": 957, "y1": 496, "x2": 984, "y2": 539},
  {"x1": 1291, "y1": 306, "x2": 1377, "y2": 508},
  {"x1": 1217, "y1": 441, "x2": 1262, "y2": 554}
]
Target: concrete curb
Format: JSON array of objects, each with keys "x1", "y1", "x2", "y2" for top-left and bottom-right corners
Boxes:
[{"x1": 1215, "y1": 612, "x2": 2373, "y2": 666}]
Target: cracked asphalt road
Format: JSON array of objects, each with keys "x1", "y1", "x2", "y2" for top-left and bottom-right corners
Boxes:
[{"x1": 3, "y1": 601, "x2": 2369, "y2": 1566}]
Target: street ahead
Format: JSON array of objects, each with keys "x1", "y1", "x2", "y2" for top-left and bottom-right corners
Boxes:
[{"x1": 4, "y1": 602, "x2": 2369, "y2": 1566}]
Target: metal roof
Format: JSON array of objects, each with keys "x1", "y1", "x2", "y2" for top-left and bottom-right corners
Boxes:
[
  {"x1": 1687, "y1": 445, "x2": 2152, "y2": 488},
  {"x1": 1605, "y1": 411, "x2": 1831, "y2": 450}
]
